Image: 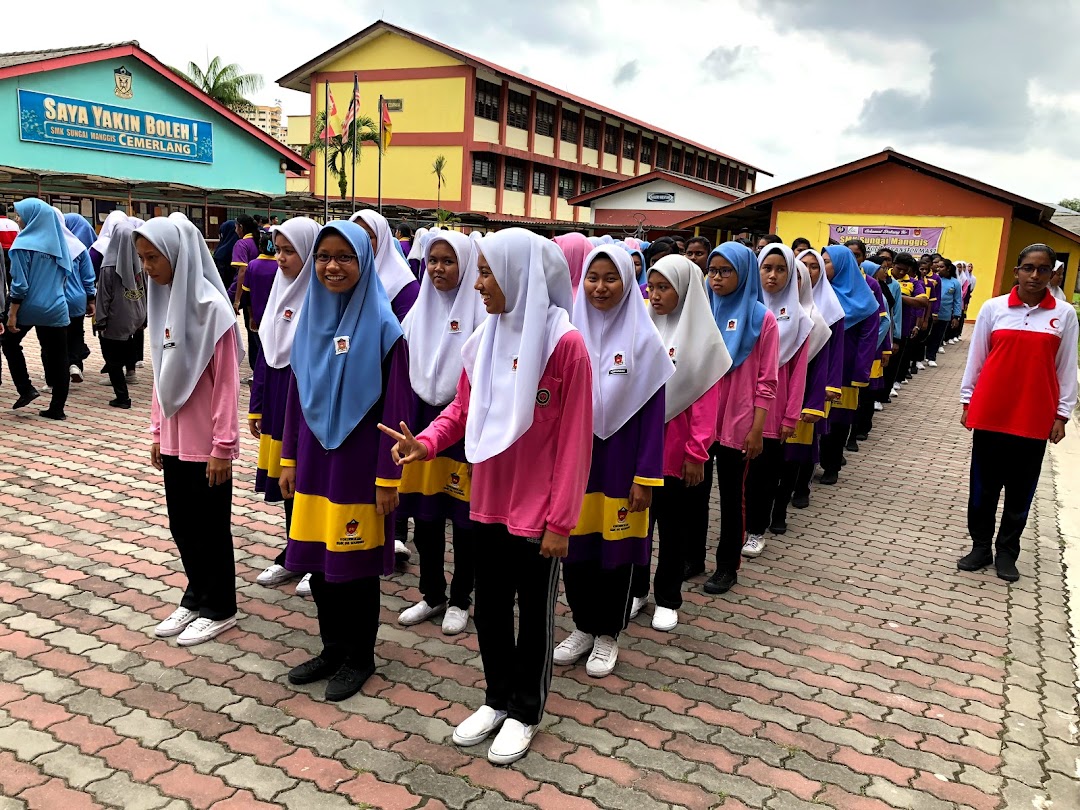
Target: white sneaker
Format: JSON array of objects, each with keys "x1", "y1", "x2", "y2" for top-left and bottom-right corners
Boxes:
[
  {"x1": 742, "y1": 533, "x2": 765, "y2": 557},
  {"x1": 873, "y1": 401, "x2": 883, "y2": 412},
  {"x1": 442, "y1": 606, "x2": 469, "y2": 635},
  {"x1": 585, "y1": 635, "x2": 619, "y2": 678},
  {"x1": 891, "y1": 386, "x2": 900, "y2": 398},
  {"x1": 126, "y1": 369, "x2": 137, "y2": 384},
  {"x1": 916, "y1": 361, "x2": 925, "y2": 370},
  {"x1": 453, "y1": 705, "x2": 507, "y2": 747},
  {"x1": 69, "y1": 365, "x2": 83, "y2": 383},
  {"x1": 398, "y1": 600, "x2": 446, "y2": 626},
  {"x1": 629, "y1": 595, "x2": 647, "y2": 620},
  {"x1": 652, "y1": 606, "x2": 679, "y2": 632},
  {"x1": 394, "y1": 539, "x2": 411, "y2": 562},
  {"x1": 927, "y1": 360, "x2": 938, "y2": 368},
  {"x1": 41, "y1": 385, "x2": 52, "y2": 394},
  {"x1": 552, "y1": 630, "x2": 594, "y2": 665},
  {"x1": 256, "y1": 564, "x2": 302, "y2": 586},
  {"x1": 176, "y1": 615, "x2": 236, "y2": 647},
  {"x1": 155, "y1": 607, "x2": 198, "y2": 638},
  {"x1": 487, "y1": 718, "x2": 537, "y2": 765},
  {"x1": 938, "y1": 346, "x2": 945, "y2": 353},
  {"x1": 295, "y1": 574, "x2": 312, "y2": 597},
  {"x1": 97, "y1": 375, "x2": 113, "y2": 386}
]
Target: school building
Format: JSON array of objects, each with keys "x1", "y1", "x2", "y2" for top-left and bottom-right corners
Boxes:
[
  {"x1": 0, "y1": 42, "x2": 310, "y2": 233},
  {"x1": 278, "y1": 20, "x2": 767, "y2": 232},
  {"x1": 675, "y1": 149, "x2": 1080, "y2": 319}
]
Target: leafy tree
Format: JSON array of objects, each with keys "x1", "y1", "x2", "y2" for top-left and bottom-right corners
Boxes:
[
  {"x1": 432, "y1": 155, "x2": 448, "y2": 211},
  {"x1": 174, "y1": 57, "x2": 263, "y2": 113},
  {"x1": 1059, "y1": 198, "x2": 1080, "y2": 213},
  {"x1": 303, "y1": 112, "x2": 380, "y2": 200}
]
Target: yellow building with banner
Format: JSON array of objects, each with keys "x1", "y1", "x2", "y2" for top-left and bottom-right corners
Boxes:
[
  {"x1": 277, "y1": 21, "x2": 767, "y2": 230},
  {"x1": 675, "y1": 150, "x2": 1080, "y2": 319}
]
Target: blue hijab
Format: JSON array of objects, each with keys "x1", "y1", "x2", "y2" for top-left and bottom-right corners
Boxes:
[
  {"x1": 624, "y1": 246, "x2": 648, "y2": 286},
  {"x1": 11, "y1": 198, "x2": 72, "y2": 272},
  {"x1": 64, "y1": 214, "x2": 95, "y2": 249},
  {"x1": 861, "y1": 262, "x2": 890, "y2": 348},
  {"x1": 884, "y1": 275, "x2": 902, "y2": 339},
  {"x1": 825, "y1": 245, "x2": 878, "y2": 329},
  {"x1": 708, "y1": 241, "x2": 766, "y2": 369},
  {"x1": 213, "y1": 220, "x2": 239, "y2": 267},
  {"x1": 291, "y1": 220, "x2": 403, "y2": 450}
]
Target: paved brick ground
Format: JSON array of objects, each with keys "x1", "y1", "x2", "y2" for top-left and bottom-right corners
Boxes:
[{"x1": 0, "y1": 335, "x2": 1077, "y2": 810}]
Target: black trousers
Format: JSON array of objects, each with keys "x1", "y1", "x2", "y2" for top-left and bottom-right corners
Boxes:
[
  {"x1": 241, "y1": 307, "x2": 260, "y2": 373},
  {"x1": 564, "y1": 559, "x2": 633, "y2": 638},
  {"x1": 774, "y1": 458, "x2": 810, "y2": 518},
  {"x1": 2, "y1": 325, "x2": 69, "y2": 414},
  {"x1": 310, "y1": 572, "x2": 380, "y2": 668},
  {"x1": 651, "y1": 475, "x2": 709, "y2": 610},
  {"x1": 852, "y1": 387, "x2": 876, "y2": 438},
  {"x1": 745, "y1": 438, "x2": 783, "y2": 535},
  {"x1": 968, "y1": 430, "x2": 1046, "y2": 564},
  {"x1": 161, "y1": 455, "x2": 236, "y2": 620},
  {"x1": 100, "y1": 337, "x2": 133, "y2": 402},
  {"x1": 713, "y1": 445, "x2": 748, "y2": 577},
  {"x1": 820, "y1": 426, "x2": 846, "y2": 474},
  {"x1": 474, "y1": 522, "x2": 559, "y2": 726},
  {"x1": 273, "y1": 497, "x2": 294, "y2": 567},
  {"x1": 686, "y1": 451, "x2": 716, "y2": 572},
  {"x1": 926, "y1": 318, "x2": 949, "y2": 362},
  {"x1": 884, "y1": 338, "x2": 907, "y2": 392},
  {"x1": 66, "y1": 316, "x2": 89, "y2": 370},
  {"x1": 414, "y1": 518, "x2": 476, "y2": 610}
]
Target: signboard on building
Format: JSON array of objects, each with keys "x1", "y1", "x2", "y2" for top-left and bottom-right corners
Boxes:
[
  {"x1": 827, "y1": 224, "x2": 944, "y2": 256},
  {"x1": 17, "y1": 89, "x2": 214, "y2": 164},
  {"x1": 646, "y1": 192, "x2": 676, "y2": 203},
  {"x1": 384, "y1": 98, "x2": 404, "y2": 112}
]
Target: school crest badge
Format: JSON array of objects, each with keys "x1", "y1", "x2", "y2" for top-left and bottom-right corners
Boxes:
[
  {"x1": 114, "y1": 66, "x2": 133, "y2": 99},
  {"x1": 345, "y1": 519, "x2": 359, "y2": 538},
  {"x1": 613, "y1": 352, "x2": 624, "y2": 366},
  {"x1": 449, "y1": 472, "x2": 460, "y2": 486},
  {"x1": 164, "y1": 327, "x2": 171, "y2": 340},
  {"x1": 512, "y1": 356, "x2": 518, "y2": 372},
  {"x1": 283, "y1": 308, "x2": 294, "y2": 321},
  {"x1": 726, "y1": 319, "x2": 737, "y2": 331},
  {"x1": 617, "y1": 506, "x2": 628, "y2": 523},
  {"x1": 449, "y1": 319, "x2": 460, "y2": 333},
  {"x1": 668, "y1": 346, "x2": 676, "y2": 359}
]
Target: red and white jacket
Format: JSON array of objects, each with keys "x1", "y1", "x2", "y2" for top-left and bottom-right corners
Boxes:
[{"x1": 961, "y1": 287, "x2": 1079, "y2": 440}]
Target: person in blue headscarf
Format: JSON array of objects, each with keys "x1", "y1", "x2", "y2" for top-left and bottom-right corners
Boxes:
[
  {"x1": 849, "y1": 260, "x2": 893, "y2": 446},
  {"x1": 816, "y1": 245, "x2": 880, "y2": 484},
  {"x1": 56, "y1": 210, "x2": 96, "y2": 383},
  {"x1": 213, "y1": 220, "x2": 240, "y2": 289},
  {"x1": 63, "y1": 213, "x2": 95, "y2": 250},
  {"x1": 698, "y1": 241, "x2": 778, "y2": 597},
  {"x1": 277, "y1": 220, "x2": 411, "y2": 703},
  {"x1": 2, "y1": 199, "x2": 73, "y2": 418}
]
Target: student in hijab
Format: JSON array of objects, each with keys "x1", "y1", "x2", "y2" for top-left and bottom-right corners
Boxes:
[
  {"x1": 3, "y1": 199, "x2": 73, "y2": 417},
  {"x1": 395, "y1": 231, "x2": 485, "y2": 635},
  {"x1": 350, "y1": 210, "x2": 421, "y2": 322},
  {"x1": 137, "y1": 213, "x2": 242, "y2": 646},
  {"x1": 251, "y1": 217, "x2": 322, "y2": 592},
  {"x1": 817, "y1": 246, "x2": 879, "y2": 485},
  {"x1": 406, "y1": 226, "x2": 430, "y2": 278},
  {"x1": 848, "y1": 260, "x2": 892, "y2": 445},
  {"x1": 742, "y1": 245, "x2": 814, "y2": 558},
  {"x1": 553, "y1": 232, "x2": 592, "y2": 299},
  {"x1": 56, "y1": 210, "x2": 96, "y2": 383},
  {"x1": 64, "y1": 213, "x2": 95, "y2": 251},
  {"x1": 213, "y1": 220, "x2": 240, "y2": 289},
  {"x1": 703, "y1": 242, "x2": 779, "y2": 595},
  {"x1": 382, "y1": 228, "x2": 592, "y2": 765},
  {"x1": 95, "y1": 218, "x2": 146, "y2": 408},
  {"x1": 943, "y1": 261, "x2": 967, "y2": 341},
  {"x1": 278, "y1": 220, "x2": 410, "y2": 702},
  {"x1": 555, "y1": 246, "x2": 672, "y2": 677},
  {"x1": 89, "y1": 210, "x2": 128, "y2": 271},
  {"x1": 638, "y1": 254, "x2": 731, "y2": 631}
]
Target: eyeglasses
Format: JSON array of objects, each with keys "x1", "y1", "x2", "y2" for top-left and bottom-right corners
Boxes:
[
  {"x1": 707, "y1": 267, "x2": 736, "y2": 278},
  {"x1": 1017, "y1": 264, "x2": 1053, "y2": 276},
  {"x1": 314, "y1": 253, "x2": 358, "y2": 266}
]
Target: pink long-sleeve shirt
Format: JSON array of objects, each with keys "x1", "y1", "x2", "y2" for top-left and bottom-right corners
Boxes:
[
  {"x1": 763, "y1": 340, "x2": 809, "y2": 439},
  {"x1": 714, "y1": 311, "x2": 779, "y2": 452},
  {"x1": 417, "y1": 331, "x2": 594, "y2": 538},
  {"x1": 662, "y1": 382, "x2": 719, "y2": 478},
  {"x1": 150, "y1": 333, "x2": 241, "y2": 462}
]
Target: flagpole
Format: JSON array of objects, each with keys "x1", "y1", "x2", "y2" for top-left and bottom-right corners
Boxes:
[
  {"x1": 322, "y1": 80, "x2": 329, "y2": 223},
  {"x1": 350, "y1": 73, "x2": 357, "y2": 213},
  {"x1": 378, "y1": 94, "x2": 384, "y2": 215}
]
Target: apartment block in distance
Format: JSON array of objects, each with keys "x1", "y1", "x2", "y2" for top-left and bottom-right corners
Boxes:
[{"x1": 241, "y1": 103, "x2": 286, "y2": 144}]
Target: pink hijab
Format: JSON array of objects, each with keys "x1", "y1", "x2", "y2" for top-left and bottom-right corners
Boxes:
[{"x1": 553, "y1": 232, "x2": 592, "y2": 299}]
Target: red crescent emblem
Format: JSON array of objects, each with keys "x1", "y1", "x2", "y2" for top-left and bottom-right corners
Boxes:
[{"x1": 1050, "y1": 317, "x2": 1060, "y2": 329}]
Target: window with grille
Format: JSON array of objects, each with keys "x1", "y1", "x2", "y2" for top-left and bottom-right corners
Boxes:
[
  {"x1": 504, "y1": 161, "x2": 525, "y2": 192},
  {"x1": 558, "y1": 174, "x2": 576, "y2": 199},
  {"x1": 697, "y1": 157, "x2": 706, "y2": 178},
  {"x1": 472, "y1": 156, "x2": 496, "y2": 187},
  {"x1": 623, "y1": 134, "x2": 637, "y2": 161},
  {"x1": 580, "y1": 176, "x2": 598, "y2": 193},
  {"x1": 535, "y1": 101, "x2": 555, "y2": 137},
  {"x1": 603, "y1": 125, "x2": 619, "y2": 155},
  {"x1": 656, "y1": 143, "x2": 668, "y2": 169},
  {"x1": 708, "y1": 160, "x2": 718, "y2": 182},
  {"x1": 583, "y1": 119, "x2": 599, "y2": 149},
  {"x1": 640, "y1": 139, "x2": 653, "y2": 164},
  {"x1": 533, "y1": 168, "x2": 550, "y2": 196},
  {"x1": 475, "y1": 80, "x2": 500, "y2": 122},
  {"x1": 507, "y1": 90, "x2": 530, "y2": 130},
  {"x1": 560, "y1": 110, "x2": 579, "y2": 144},
  {"x1": 684, "y1": 152, "x2": 695, "y2": 174}
]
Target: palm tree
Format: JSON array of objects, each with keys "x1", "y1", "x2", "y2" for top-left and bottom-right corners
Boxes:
[
  {"x1": 175, "y1": 57, "x2": 263, "y2": 113},
  {"x1": 303, "y1": 111, "x2": 381, "y2": 200},
  {"x1": 432, "y1": 155, "x2": 447, "y2": 210}
]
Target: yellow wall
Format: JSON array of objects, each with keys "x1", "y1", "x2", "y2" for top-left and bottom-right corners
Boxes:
[
  {"x1": 503, "y1": 190, "x2": 525, "y2": 216},
  {"x1": 474, "y1": 118, "x2": 498, "y2": 144},
  {"x1": 1004, "y1": 219, "x2": 1080, "y2": 297},
  {"x1": 314, "y1": 144, "x2": 463, "y2": 203},
  {"x1": 582, "y1": 147, "x2": 599, "y2": 169},
  {"x1": 323, "y1": 31, "x2": 461, "y2": 72},
  {"x1": 286, "y1": 116, "x2": 310, "y2": 148},
  {"x1": 534, "y1": 135, "x2": 555, "y2": 158},
  {"x1": 531, "y1": 195, "x2": 551, "y2": 219},
  {"x1": 286, "y1": 176, "x2": 309, "y2": 193},
  {"x1": 506, "y1": 127, "x2": 528, "y2": 151},
  {"x1": 774, "y1": 210, "x2": 1006, "y2": 319},
  {"x1": 603, "y1": 154, "x2": 617, "y2": 172},
  {"x1": 559, "y1": 142, "x2": 578, "y2": 163},
  {"x1": 472, "y1": 185, "x2": 496, "y2": 213}
]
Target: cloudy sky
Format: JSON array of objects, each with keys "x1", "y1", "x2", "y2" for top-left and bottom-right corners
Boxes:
[{"x1": 12, "y1": 0, "x2": 1080, "y2": 203}]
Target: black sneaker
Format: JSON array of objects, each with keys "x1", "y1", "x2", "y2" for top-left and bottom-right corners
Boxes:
[
  {"x1": 995, "y1": 557, "x2": 1020, "y2": 582},
  {"x1": 39, "y1": 409, "x2": 66, "y2": 421},
  {"x1": 770, "y1": 517, "x2": 788, "y2": 535},
  {"x1": 791, "y1": 494, "x2": 810, "y2": 509},
  {"x1": 845, "y1": 439, "x2": 859, "y2": 453},
  {"x1": 109, "y1": 398, "x2": 132, "y2": 409},
  {"x1": 703, "y1": 570, "x2": 737, "y2": 595},
  {"x1": 819, "y1": 471, "x2": 838, "y2": 485},
  {"x1": 956, "y1": 549, "x2": 993, "y2": 572},
  {"x1": 682, "y1": 562, "x2": 706, "y2": 581},
  {"x1": 288, "y1": 655, "x2": 341, "y2": 685},
  {"x1": 12, "y1": 391, "x2": 40, "y2": 410},
  {"x1": 325, "y1": 663, "x2": 375, "y2": 702},
  {"x1": 854, "y1": 433, "x2": 869, "y2": 442}
]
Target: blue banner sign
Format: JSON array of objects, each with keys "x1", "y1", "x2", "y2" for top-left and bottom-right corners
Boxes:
[{"x1": 18, "y1": 89, "x2": 214, "y2": 164}]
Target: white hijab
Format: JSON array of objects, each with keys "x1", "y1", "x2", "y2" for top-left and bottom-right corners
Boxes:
[
  {"x1": 647, "y1": 255, "x2": 731, "y2": 423},
  {"x1": 1051, "y1": 261, "x2": 1067, "y2": 301},
  {"x1": 407, "y1": 227, "x2": 429, "y2": 262},
  {"x1": 90, "y1": 210, "x2": 128, "y2": 257},
  {"x1": 798, "y1": 249, "x2": 845, "y2": 329},
  {"x1": 759, "y1": 245, "x2": 813, "y2": 365},
  {"x1": 402, "y1": 230, "x2": 486, "y2": 406},
  {"x1": 795, "y1": 259, "x2": 832, "y2": 360},
  {"x1": 137, "y1": 213, "x2": 243, "y2": 418},
  {"x1": 351, "y1": 210, "x2": 415, "y2": 301},
  {"x1": 259, "y1": 217, "x2": 321, "y2": 369},
  {"x1": 53, "y1": 208, "x2": 87, "y2": 260},
  {"x1": 461, "y1": 228, "x2": 575, "y2": 463},
  {"x1": 572, "y1": 246, "x2": 674, "y2": 440}
]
